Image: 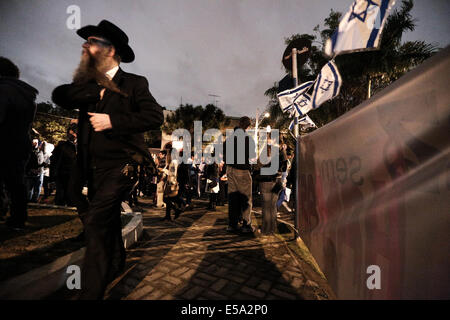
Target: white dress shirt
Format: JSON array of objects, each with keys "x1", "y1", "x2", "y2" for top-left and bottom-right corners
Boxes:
[{"x1": 105, "y1": 65, "x2": 119, "y2": 80}]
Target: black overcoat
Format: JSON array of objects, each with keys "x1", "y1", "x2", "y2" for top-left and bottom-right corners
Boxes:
[
  {"x1": 52, "y1": 68, "x2": 164, "y2": 176},
  {"x1": 0, "y1": 77, "x2": 38, "y2": 163}
]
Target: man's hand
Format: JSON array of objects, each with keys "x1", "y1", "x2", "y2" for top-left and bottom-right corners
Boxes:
[{"x1": 87, "y1": 112, "x2": 112, "y2": 131}]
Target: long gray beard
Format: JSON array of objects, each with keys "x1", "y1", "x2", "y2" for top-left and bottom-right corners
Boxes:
[{"x1": 73, "y1": 52, "x2": 128, "y2": 97}]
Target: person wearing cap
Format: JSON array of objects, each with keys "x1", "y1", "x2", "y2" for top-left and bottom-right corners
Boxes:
[{"x1": 52, "y1": 20, "x2": 164, "y2": 299}]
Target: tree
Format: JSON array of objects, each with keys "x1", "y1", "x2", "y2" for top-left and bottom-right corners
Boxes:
[
  {"x1": 162, "y1": 103, "x2": 230, "y2": 135},
  {"x1": 161, "y1": 103, "x2": 231, "y2": 151},
  {"x1": 262, "y1": 0, "x2": 438, "y2": 132},
  {"x1": 36, "y1": 101, "x2": 78, "y2": 118},
  {"x1": 144, "y1": 130, "x2": 162, "y2": 148},
  {"x1": 32, "y1": 101, "x2": 75, "y2": 144}
]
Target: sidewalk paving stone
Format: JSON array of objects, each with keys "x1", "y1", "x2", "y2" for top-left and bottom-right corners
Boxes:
[{"x1": 104, "y1": 199, "x2": 334, "y2": 300}]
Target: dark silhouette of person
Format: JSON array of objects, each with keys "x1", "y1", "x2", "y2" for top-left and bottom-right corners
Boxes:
[
  {"x1": 223, "y1": 116, "x2": 256, "y2": 234},
  {"x1": 0, "y1": 57, "x2": 38, "y2": 230},
  {"x1": 52, "y1": 20, "x2": 163, "y2": 299},
  {"x1": 50, "y1": 124, "x2": 77, "y2": 206}
]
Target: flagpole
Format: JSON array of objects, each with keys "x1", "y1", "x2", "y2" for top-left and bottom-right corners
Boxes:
[
  {"x1": 292, "y1": 47, "x2": 299, "y2": 146},
  {"x1": 291, "y1": 48, "x2": 300, "y2": 240},
  {"x1": 255, "y1": 108, "x2": 259, "y2": 157}
]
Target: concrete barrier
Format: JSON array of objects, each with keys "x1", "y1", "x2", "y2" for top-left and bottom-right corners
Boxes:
[
  {"x1": 0, "y1": 211, "x2": 143, "y2": 300},
  {"x1": 296, "y1": 47, "x2": 450, "y2": 299}
]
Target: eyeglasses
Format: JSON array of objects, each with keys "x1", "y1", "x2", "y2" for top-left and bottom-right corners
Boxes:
[{"x1": 85, "y1": 37, "x2": 112, "y2": 47}]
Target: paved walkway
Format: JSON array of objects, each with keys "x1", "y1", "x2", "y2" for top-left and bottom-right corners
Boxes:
[{"x1": 105, "y1": 199, "x2": 334, "y2": 300}]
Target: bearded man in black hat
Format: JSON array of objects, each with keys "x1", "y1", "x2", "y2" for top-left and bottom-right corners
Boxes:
[{"x1": 52, "y1": 20, "x2": 164, "y2": 299}]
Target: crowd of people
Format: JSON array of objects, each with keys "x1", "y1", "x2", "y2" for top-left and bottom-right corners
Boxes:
[
  {"x1": 134, "y1": 116, "x2": 296, "y2": 237},
  {"x1": 0, "y1": 19, "x2": 296, "y2": 300},
  {"x1": 123, "y1": 132, "x2": 296, "y2": 235},
  {"x1": 145, "y1": 148, "x2": 231, "y2": 221},
  {"x1": 0, "y1": 115, "x2": 296, "y2": 232},
  {"x1": 0, "y1": 121, "x2": 80, "y2": 216}
]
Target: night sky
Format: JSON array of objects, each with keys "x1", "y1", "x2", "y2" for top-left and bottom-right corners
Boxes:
[{"x1": 1, "y1": 0, "x2": 449, "y2": 117}]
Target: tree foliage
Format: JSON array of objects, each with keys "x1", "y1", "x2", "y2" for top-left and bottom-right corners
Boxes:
[
  {"x1": 261, "y1": 0, "x2": 438, "y2": 133},
  {"x1": 162, "y1": 103, "x2": 230, "y2": 135},
  {"x1": 143, "y1": 130, "x2": 162, "y2": 148},
  {"x1": 32, "y1": 101, "x2": 75, "y2": 145}
]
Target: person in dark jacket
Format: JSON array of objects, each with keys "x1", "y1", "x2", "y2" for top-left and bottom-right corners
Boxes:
[
  {"x1": 50, "y1": 125, "x2": 77, "y2": 206},
  {"x1": 0, "y1": 57, "x2": 38, "y2": 230},
  {"x1": 52, "y1": 20, "x2": 164, "y2": 300},
  {"x1": 223, "y1": 117, "x2": 256, "y2": 234},
  {"x1": 177, "y1": 151, "x2": 194, "y2": 210},
  {"x1": 217, "y1": 161, "x2": 228, "y2": 206},
  {"x1": 0, "y1": 181, "x2": 9, "y2": 221},
  {"x1": 205, "y1": 157, "x2": 220, "y2": 211}
]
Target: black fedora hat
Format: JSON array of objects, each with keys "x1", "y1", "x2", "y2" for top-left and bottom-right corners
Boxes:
[{"x1": 77, "y1": 20, "x2": 135, "y2": 63}]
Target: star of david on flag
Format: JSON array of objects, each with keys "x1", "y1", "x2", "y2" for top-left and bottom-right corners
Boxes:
[
  {"x1": 277, "y1": 80, "x2": 314, "y2": 116},
  {"x1": 311, "y1": 61, "x2": 342, "y2": 109},
  {"x1": 293, "y1": 93, "x2": 313, "y2": 116},
  {"x1": 324, "y1": 0, "x2": 396, "y2": 57}
]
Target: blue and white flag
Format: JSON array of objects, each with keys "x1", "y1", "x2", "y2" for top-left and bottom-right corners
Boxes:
[
  {"x1": 311, "y1": 61, "x2": 342, "y2": 109},
  {"x1": 293, "y1": 93, "x2": 313, "y2": 116},
  {"x1": 288, "y1": 118, "x2": 297, "y2": 131},
  {"x1": 280, "y1": 104, "x2": 296, "y2": 117},
  {"x1": 324, "y1": 0, "x2": 396, "y2": 57},
  {"x1": 298, "y1": 115, "x2": 317, "y2": 129},
  {"x1": 277, "y1": 80, "x2": 315, "y2": 115},
  {"x1": 289, "y1": 114, "x2": 317, "y2": 132}
]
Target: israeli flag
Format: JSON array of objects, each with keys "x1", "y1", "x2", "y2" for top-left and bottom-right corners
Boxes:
[
  {"x1": 293, "y1": 93, "x2": 313, "y2": 116},
  {"x1": 289, "y1": 115, "x2": 317, "y2": 132},
  {"x1": 324, "y1": 0, "x2": 396, "y2": 57},
  {"x1": 288, "y1": 118, "x2": 297, "y2": 131},
  {"x1": 277, "y1": 81, "x2": 314, "y2": 114},
  {"x1": 311, "y1": 61, "x2": 342, "y2": 109},
  {"x1": 281, "y1": 104, "x2": 295, "y2": 117},
  {"x1": 298, "y1": 115, "x2": 317, "y2": 129}
]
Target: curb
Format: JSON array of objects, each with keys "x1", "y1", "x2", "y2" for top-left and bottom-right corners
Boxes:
[
  {"x1": 122, "y1": 212, "x2": 143, "y2": 250},
  {"x1": 252, "y1": 209, "x2": 298, "y2": 235},
  {"x1": 29, "y1": 202, "x2": 134, "y2": 214},
  {"x1": 0, "y1": 210, "x2": 143, "y2": 300}
]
